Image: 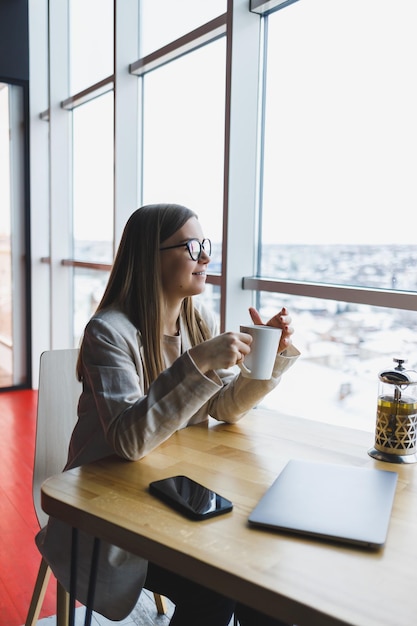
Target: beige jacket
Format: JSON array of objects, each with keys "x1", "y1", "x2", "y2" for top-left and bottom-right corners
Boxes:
[{"x1": 37, "y1": 305, "x2": 300, "y2": 619}]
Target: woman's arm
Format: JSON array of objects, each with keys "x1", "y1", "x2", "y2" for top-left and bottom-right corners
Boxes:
[
  {"x1": 204, "y1": 343, "x2": 300, "y2": 423},
  {"x1": 77, "y1": 316, "x2": 224, "y2": 462}
]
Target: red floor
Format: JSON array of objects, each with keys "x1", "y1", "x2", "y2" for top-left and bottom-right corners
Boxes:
[{"x1": 0, "y1": 389, "x2": 56, "y2": 626}]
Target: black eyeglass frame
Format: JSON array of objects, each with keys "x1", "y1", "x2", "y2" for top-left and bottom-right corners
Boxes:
[{"x1": 159, "y1": 238, "x2": 212, "y2": 261}]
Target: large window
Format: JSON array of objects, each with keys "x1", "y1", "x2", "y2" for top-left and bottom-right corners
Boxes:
[
  {"x1": 261, "y1": 0, "x2": 417, "y2": 288},
  {"x1": 257, "y1": 0, "x2": 417, "y2": 427},
  {"x1": 72, "y1": 93, "x2": 114, "y2": 263},
  {"x1": 72, "y1": 93, "x2": 114, "y2": 342},
  {"x1": 0, "y1": 84, "x2": 12, "y2": 386},
  {"x1": 0, "y1": 83, "x2": 28, "y2": 388},
  {"x1": 69, "y1": 0, "x2": 114, "y2": 343}
]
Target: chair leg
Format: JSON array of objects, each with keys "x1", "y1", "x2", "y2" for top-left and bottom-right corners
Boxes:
[
  {"x1": 27, "y1": 560, "x2": 166, "y2": 622},
  {"x1": 56, "y1": 580, "x2": 70, "y2": 626},
  {"x1": 25, "y1": 558, "x2": 52, "y2": 626},
  {"x1": 153, "y1": 592, "x2": 167, "y2": 614}
]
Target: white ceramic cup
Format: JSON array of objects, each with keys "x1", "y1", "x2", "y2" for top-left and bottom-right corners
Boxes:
[{"x1": 238, "y1": 324, "x2": 282, "y2": 380}]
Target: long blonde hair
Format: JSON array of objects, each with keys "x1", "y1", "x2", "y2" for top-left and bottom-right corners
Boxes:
[{"x1": 77, "y1": 204, "x2": 211, "y2": 388}]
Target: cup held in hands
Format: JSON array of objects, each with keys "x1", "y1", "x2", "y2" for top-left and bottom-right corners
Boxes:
[{"x1": 238, "y1": 325, "x2": 282, "y2": 380}]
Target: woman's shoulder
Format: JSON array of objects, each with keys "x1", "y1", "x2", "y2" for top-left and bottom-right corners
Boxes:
[{"x1": 86, "y1": 307, "x2": 137, "y2": 337}]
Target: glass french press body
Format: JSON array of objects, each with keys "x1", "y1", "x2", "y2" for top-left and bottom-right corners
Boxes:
[{"x1": 368, "y1": 358, "x2": 417, "y2": 463}]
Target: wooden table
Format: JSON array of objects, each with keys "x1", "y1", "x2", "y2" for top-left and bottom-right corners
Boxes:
[{"x1": 41, "y1": 408, "x2": 417, "y2": 626}]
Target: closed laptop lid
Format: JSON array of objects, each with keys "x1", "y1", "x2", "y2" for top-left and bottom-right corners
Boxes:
[{"x1": 248, "y1": 459, "x2": 398, "y2": 549}]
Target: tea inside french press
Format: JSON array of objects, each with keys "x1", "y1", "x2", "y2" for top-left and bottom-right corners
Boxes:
[{"x1": 368, "y1": 358, "x2": 417, "y2": 463}]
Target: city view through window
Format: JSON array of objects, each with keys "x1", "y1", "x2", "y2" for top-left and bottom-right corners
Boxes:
[{"x1": 257, "y1": 248, "x2": 417, "y2": 435}]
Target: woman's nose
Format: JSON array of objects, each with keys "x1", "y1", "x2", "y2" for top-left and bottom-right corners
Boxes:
[{"x1": 199, "y1": 250, "x2": 210, "y2": 263}]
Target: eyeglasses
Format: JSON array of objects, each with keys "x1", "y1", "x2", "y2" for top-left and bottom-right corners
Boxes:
[{"x1": 159, "y1": 238, "x2": 212, "y2": 261}]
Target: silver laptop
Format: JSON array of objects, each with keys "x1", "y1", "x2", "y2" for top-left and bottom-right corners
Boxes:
[{"x1": 248, "y1": 459, "x2": 398, "y2": 549}]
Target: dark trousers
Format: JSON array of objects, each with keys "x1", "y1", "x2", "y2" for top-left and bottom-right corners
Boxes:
[{"x1": 145, "y1": 562, "x2": 289, "y2": 626}]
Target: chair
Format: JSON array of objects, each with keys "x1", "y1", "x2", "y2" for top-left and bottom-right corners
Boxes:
[{"x1": 26, "y1": 349, "x2": 166, "y2": 626}]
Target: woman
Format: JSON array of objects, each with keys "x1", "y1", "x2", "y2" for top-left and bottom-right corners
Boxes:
[{"x1": 37, "y1": 204, "x2": 299, "y2": 626}]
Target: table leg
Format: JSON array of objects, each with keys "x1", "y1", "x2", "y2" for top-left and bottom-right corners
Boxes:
[
  {"x1": 69, "y1": 528, "x2": 78, "y2": 626},
  {"x1": 84, "y1": 537, "x2": 101, "y2": 626}
]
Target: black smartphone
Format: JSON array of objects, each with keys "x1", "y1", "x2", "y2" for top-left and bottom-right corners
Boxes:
[{"x1": 149, "y1": 475, "x2": 233, "y2": 520}]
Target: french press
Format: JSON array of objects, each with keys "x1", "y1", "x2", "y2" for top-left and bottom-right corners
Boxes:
[{"x1": 368, "y1": 358, "x2": 417, "y2": 463}]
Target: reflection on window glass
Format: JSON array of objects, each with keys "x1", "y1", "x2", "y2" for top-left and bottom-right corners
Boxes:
[
  {"x1": 69, "y1": 0, "x2": 113, "y2": 94},
  {"x1": 261, "y1": 0, "x2": 417, "y2": 290},
  {"x1": 72, "y1": 92, "x2": 114, "y2": 263},
  {"x1": 73, "y1": 268, "x2": 109, "y2": 346},
  {"x1": 258, "y1": 292, "x2": 417, "y2": 432},
  {"x1": 0, "y1": 84, "x2": 12, "y2": 386},
  {"x1": 140, "y1": 0, "x2": 226, "y2": 56},
  {"x1": 142, "y1": 38, "x2": 225, "y2": 275}
]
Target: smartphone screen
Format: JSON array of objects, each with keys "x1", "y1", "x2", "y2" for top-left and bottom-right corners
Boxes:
[{"x1": 149, "y1": 475, "x2": 233, "y2": 520}]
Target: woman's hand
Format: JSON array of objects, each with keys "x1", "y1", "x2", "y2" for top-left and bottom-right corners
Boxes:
[
  {"x1": 249, "y1": 306, "x2": 294, "y2": 353},
  {"x1": 189, "y1": 331, "x2": 252, "y2": 374}
]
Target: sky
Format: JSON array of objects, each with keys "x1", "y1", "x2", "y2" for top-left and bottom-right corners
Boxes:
[{"x1": 260, "y1": 0, "x2": 417, "y2": 245}]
